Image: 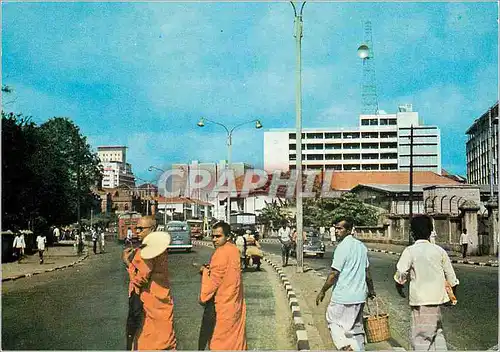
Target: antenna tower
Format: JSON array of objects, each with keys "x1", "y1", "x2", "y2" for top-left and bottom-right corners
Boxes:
[{"x1": 358, "y1": 21, "x2": 379, "y2": 115}]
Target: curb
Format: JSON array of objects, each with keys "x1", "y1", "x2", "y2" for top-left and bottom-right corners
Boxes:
[
  {"x1": 193, "y1": 241, "x2": 310, "y2": 351},
  {"x1": 367, "y1": 248, "x2": 499, "y2": 267},
  {"x1": 2, "y1": 253, "x2": 89, "y2": 282},
  {"x1": 259, "y1": 238, "x2": 499, "y2": 267},
  {"x1": 262, "y1": 256, "x2": 310, "y2": 351}
]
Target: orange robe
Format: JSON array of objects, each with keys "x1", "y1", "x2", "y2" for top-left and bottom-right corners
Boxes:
[
  {"x1": 128, "y1": 248, "x2": 177, "y2": 350},
  {"x1": 200, "y1": 242, "x2": 247, "y2": 350}
]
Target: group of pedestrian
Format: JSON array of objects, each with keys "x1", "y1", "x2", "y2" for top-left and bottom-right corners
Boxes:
[
  {"x1": 91, "y1": 227, "x2": 106, "y2": 254},
  {"x1": 277, "y1": 220, "x2": 307, "y2": 267},
  {"x1": 234, "y1": 229, "x2": 263, "y2": 271},
  {"x1": 314, "y1": 215, "x2": 459, "y2": 351},
  {"x1": 123, "y1": 216, "x2": 247, "y2": 351}
]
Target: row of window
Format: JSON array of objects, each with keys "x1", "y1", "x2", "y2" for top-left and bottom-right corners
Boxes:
[
  {"x1": 290, "y1": 142, "x2": 399, "y2": 150},
  {"x1": 361, "y1": 118, "x2": 398, "y2": 126},
  {"x1": 289, "y1": 131, "x2": 398, "y2": 139},
  {"x1": 289, "y1": 153, "x2": 398, "y2": 161},
  {"x1": 289, "y1": 164, "x2": 398, "y2": 171}
]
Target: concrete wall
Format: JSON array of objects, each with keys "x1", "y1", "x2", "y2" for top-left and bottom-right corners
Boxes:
[{"x1": 423, "y1": 185, "x2": 480, "y2": 214}]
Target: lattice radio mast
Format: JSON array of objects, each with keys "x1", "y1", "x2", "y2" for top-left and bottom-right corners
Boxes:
[{"x1": 357, "y1": 21, "x2": 380, "y2": 115}]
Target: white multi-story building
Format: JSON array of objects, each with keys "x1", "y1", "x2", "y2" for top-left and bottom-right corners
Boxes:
[
  {"x1": 97, "y1": 146, "x2": 135, "y2": 189},
  {"x1": 264, "y1": 104, "x2": 441, "y2": 174}
]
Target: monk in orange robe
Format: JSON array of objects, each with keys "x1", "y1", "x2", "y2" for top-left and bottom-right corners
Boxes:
[
  {"x1": 123, "y1": 216, "x2": 177, "y2": 350},
  {"x1": 199, "y1": 221, "x2": 247, "y2": 350}
]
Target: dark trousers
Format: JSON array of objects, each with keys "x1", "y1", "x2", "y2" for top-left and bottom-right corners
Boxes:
[
  {"x1": 198, "y1": 298, "x2": 216, "y2": 350},
  {"x1": 38, "y1": 249, "x2": 44, "y2": 264},
  {"x1": 126, "y1": 291, "x2": 144, "y2": 350},
  {"x1": 281, "y1": 241, "x2": 291, "y2": 266},
  {"x1": 461, "y1": 244, "x2": 468, "y2": 258},
  {"x1": 93, "y1": 240, "x2": 97, "y2": 254}
]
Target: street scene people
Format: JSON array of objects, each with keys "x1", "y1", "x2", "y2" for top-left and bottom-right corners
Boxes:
[
  {"x1": 12, "y1": 228, "x2": 26, "y2": 263},
  {"x1": 459, "y1": 229, "x2": 472, "y2": 259},
  {"x1": 430, "y1": 230, "x2": 437, "y2": 244},
  {"x1": 36, "y1": 233, "x2": 47, "y2": 264},
  {"x1": 394, "y1": 214, "x2": 459, "y2": 351},
  {"x1": 329, "y1": 225, "x2": 337, "y2": 245},
  {"x1": 100, "y1": 230, "x2": 105, "y2": 253},
  {"x1": 235, "y1": 231, "x2": 247, "y2": 271},
  {"x1": 199, "y1": 221, "x2": 247, "y2": 350},
  {"x1": 244, "y1": 229, "x2": 263, "y2": 271},
  {"x1": 123, "y1": 215, "x2": 177, "y2": 350},
  {"x1": 316, "y1": 219, "x2": 376, "y2": 351},
  {"x1": 278, "y1": 221, "x2": 292, "y2": 267},
  {"x1": 91, "y1": 228, "x2": 99, "y2": 254}
]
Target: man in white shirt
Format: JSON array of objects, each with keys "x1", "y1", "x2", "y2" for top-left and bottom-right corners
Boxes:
[
  {"x1": 316, "y1": 219, "x2": 376, "y2": 351},
  {"x1": 329, "y1": 226, "x2": 336, "y2": 245},
  {"x1": 430, "y1": 230, "x2": 437, "y2": 244},
  {"x1": 12, "y1": 229, "x2": 26, "y2": 263},
  {"x1": 394, "y1": 215, "x2": 459, "y2": 351},
  {"x1": 36, "y1": 234, "x2": 47, "y2": 264},
  {"x1": 459, "y1": 229, "x2": 472, "y2": 259},
  {"x1": 278, "y1": 221, "x2": 292, "y2": 267},
  {"x1": 53, "y1": 226, "x2": 60, "y2": 242}
]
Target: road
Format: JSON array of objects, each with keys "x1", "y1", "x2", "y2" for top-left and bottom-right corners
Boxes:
[
  {"x1": 2, "y1": 242, "x2": 294, "y2": 350},
  {"x1": 261, "y1": 242, "x2": 499, "y2": 350}
]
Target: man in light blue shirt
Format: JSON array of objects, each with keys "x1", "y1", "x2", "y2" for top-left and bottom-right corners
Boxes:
[{"x1": 316, "y1": 220, "x2": 376, "y2": 351}]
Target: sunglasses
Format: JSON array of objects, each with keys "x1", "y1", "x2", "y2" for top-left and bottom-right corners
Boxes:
[{"x1": 136, "y1": 226, "x2": 154, "y2": 231}]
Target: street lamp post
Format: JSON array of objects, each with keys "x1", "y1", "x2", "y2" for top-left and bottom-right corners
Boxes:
[
  {"x1": 408, "y1": 124, "x2": 414, "y2": 245},
  {"x1": 197, "y1": 118, "x2": 263, "y2": 224},
  {"x1": 148, "y1": 165, "x2": 168, "y2": 225},
  {"x1": 291, "y1": 0, "x2": 306, "y2": 273}
]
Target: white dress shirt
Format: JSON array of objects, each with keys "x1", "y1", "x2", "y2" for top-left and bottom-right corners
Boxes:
[
  {"x1": 278, "y1": 227, "x2": 291, "y2": 242},
  {"x1": 459, "y1": 233, "x2": 471, "y2": 244},
  {"x1": 394, "y1": 239, "x2": 459, "y2": 306}
]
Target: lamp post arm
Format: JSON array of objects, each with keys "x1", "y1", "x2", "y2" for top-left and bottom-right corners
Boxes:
[
  {"x1": 229, "y1": 119, "x2": 260, "y2": 135},
  {"x1": 203, "y1": 118, "x2": 230, "y2": 135}
]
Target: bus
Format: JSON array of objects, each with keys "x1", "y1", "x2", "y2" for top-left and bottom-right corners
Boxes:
[{"x1": 117, "y1": 211, "x2": 142, "y2": 241}]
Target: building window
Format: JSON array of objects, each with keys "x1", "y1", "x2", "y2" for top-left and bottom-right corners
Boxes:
[
  {"x1": 343, "y1": 164, "x2": 360, "y2": 171},
  {"x1": 307, "y1": 144, "x2": 324, "y2": 150},
  {"x1": 388, "y1": 119, "x2": 397, "y2": 125},
  {"x1": 380, "y1": 164, "x2": 398, "y2": 170},
  {"x1": 325, "y1": 154, "x2": 342, "y2": 160},
  {"x1": 362, "y1": 153, "x2": 379, "y2": 160},
  {"x1": 361, "y1": 119, "x2": 370, "y2": 126},
  {"x1": 380, "y1": 132, "x2": 397, "y2": 138},
  {"x1": 369, "y1": 119, "x2": 378, "y2": 126},
  {"x1": 307, "y1": 154, "x2": 324, "y2": 161},
  {"x1": 289, "y1": 133, "x2": 306, "y2": 139},
  {"x1": 380, "y1": 119, "x2": 388, "y2": 125},
  {"x1": 362, "y1": 132, "x2": 379, "y2": 139},
  {"x1": 343, "y1": 154, "x2": 360, "y2": 160},
  {"x1": 380, "y1": 142, "x2": 397, "y2": 149},
  {"x1": 325, "y1": 143, "x2": 342, "y2": 150},
  {"x1": 306, "y1": 133, "x2": 324, "y2": 139},
  {"x1": 380, "y1": 153, "x2": 398, "y2": 159},
  {"x1": 289, "y1": 154, "x2": 296, "y2": 161},
  {"x1": 362, "y1": 164, "x2": 380, "y2": 170},
  {"x1": 362, "y1": 142, "x2": 379, "y2": 149},
  {"x1": 324, "y1": 132, "x2": 342, "y2": 139},
  {"x1": 343, "y1": 132, "x2": 360, "y2": 139},
  {"x1": 325, "y1": 165, "x2": 342, "y2": 170},
  {"x1": 343, "y1": 143, "x2": 360, "y2": 150}
]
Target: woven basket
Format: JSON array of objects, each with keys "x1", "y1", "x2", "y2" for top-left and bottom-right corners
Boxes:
[{"x1": 363, "y1": 298, "x2": 390, "y2": 343}]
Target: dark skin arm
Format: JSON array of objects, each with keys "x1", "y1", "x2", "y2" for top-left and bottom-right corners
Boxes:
[
  {"x1": 316, "y1": 269, "x2": 339, "y2": 305},
  {"x1": 366, "y1": 267, "x2": 376, "y2": 299}
]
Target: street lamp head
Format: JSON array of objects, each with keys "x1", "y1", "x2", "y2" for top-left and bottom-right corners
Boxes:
[
  {"x1": 357, "y1": 44, "x2": 370, "y2": 59},
  {"x1": 197, "y1": 118, "x2": 205, "y2": 127},
  {"x1": 255, "y1": 120, "x2": 263, "y2": 129}
]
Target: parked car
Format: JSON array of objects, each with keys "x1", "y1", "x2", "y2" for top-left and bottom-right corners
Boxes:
[
  {"x1": 165, "y1": 221, "x2": 193, "y2": 252},
  {"x1": 290, "y1": 228, "x2": 326, "y2": 258}
]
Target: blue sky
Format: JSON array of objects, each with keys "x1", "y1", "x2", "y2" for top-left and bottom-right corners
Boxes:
[{"x1": 2, "y1": 2, "x2": 498, "y2": 181}]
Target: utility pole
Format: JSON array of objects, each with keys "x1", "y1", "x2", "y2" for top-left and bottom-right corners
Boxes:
[
  {"x1": 408, "y1": 124, "x2": 414, "y2": 245},
  {"x1": 291, "y1": 1, "x2": 306, "y2": 273},
  {"x1": 76, "y1": 137, "x2": 81, "y2": 236}
]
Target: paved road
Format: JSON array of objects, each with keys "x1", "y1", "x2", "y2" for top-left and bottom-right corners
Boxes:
[
  {"x1": 262, "y1": 242, "x2": 498, "y2": 350},
  {"x1": 2, "y1": 242, "x2": 294, "y2": 350}
]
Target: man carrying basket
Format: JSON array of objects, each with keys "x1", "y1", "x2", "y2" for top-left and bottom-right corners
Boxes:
[{"x1": 315, "y1": 219, "x2": 376, "y2": 351}]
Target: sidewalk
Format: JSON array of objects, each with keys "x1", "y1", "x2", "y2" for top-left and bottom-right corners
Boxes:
[
  {"x1": 2, "y1": 245, "x2": 88, "y2": 281},
  {"x1": 262, "y1": 251, "x2": 406, "y2": 351},
  {"x1": 363, "y1": 242, "x2": 499, "y2": 266}
]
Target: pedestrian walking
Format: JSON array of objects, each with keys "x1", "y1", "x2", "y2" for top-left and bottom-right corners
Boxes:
[
  {"x1": 316, "y1": 219, "x2": 376, "y2": 351},
  {"x1": 12, "y1": 228, "x2": 26, "y2": 263},
  {"x1": 278, "y1": 220, "x2": 292, "y2": 267},
  {"x1": 36, "y1": 233, "x2": 47, "y2": 264},
  {"x1": 329, "y1": 225, "x2": 337, "y2": 245},
  {"x1": 100, "y1": 230, "x2": 105, "y2": 253},
  {"x1": 122, "y1": 216, "x2": 177, "y2": 350},
  {"x1": 394, "y1": 214, "x2": 459, "y2": 351},
  {"x1": 459, "y1": 229, "x2": 472, "y2": 259},
  {"x1": 53, "y1": 226, "x2": 60, "y2": 242},
  {"x1": 198, "y1": 221, "x2": 247, "y2": 350},
  {"x1": 91, "y1": 229, "x2": 98, "y2": 255}
]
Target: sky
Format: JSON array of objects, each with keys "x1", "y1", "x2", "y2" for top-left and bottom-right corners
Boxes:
[{"x1": 2, "y1": 1, "x2": 498, "y2": 181}]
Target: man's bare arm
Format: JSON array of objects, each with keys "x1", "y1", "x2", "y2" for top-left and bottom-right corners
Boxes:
[{"x1": 316, "y1": 269, "x2": 339, "y2": 305}]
